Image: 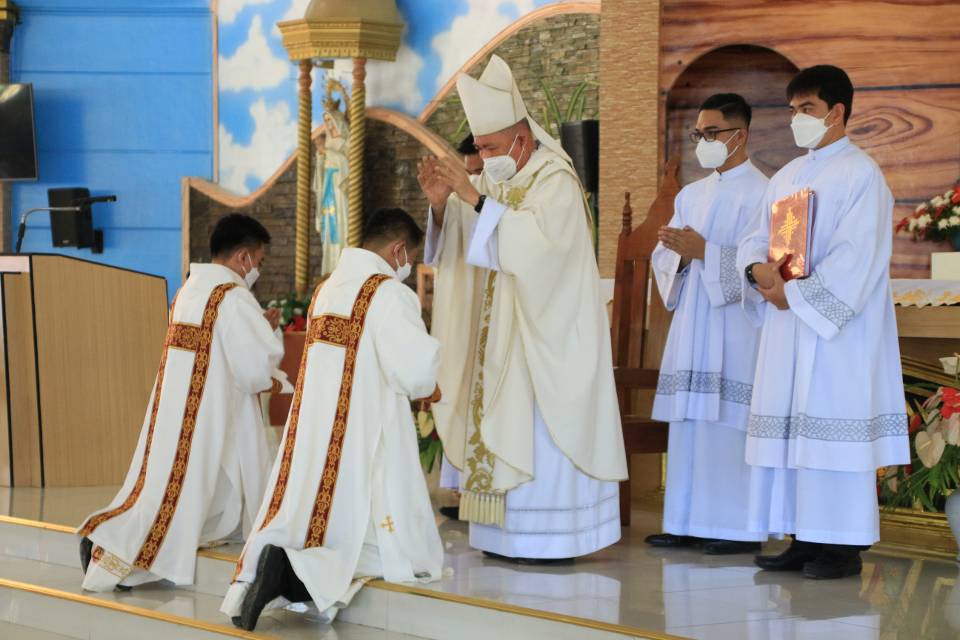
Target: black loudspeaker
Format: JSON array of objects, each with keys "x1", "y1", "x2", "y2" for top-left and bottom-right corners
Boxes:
[
  {"x1": 48, "y1": 187, "x2": 102, "y2": 252},
  {"x1": 560, "y1": 119, "x2": 599, "y2": 193}
]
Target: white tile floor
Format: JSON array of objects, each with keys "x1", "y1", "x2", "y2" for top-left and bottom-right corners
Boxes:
[{"x1": 3, "y1": 485, "x2": 960, "y2": 639}]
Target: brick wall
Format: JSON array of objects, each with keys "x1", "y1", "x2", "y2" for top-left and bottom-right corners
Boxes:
[
  {"x1": 426, "y1": 13, "x2": 600, "y2": 146},
  {"x1": 189, "y1": 122, "x2": 432, "y2": 304}
]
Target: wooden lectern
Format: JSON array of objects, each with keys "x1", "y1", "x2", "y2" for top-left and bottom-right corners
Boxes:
[{"x1": 0, "y1": 255, "x2": 168, "y2": 487}]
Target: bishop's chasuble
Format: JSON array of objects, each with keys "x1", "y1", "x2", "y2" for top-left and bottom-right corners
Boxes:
[
  {"x1": 736, "y1": 137, "x2": 908, "y2": 544},
  {"x1": 78, "y1": 263, "x2": 283, "y2": 591},
  {"x1": 651, "y1": 160, "x2": 768, "y2": 542},
  {"x1": 426, "y1": 146, "x2": 628, "y2": 559},
  {"x1": 222, "y1": 248, "x2": 443, "y2": 622}
]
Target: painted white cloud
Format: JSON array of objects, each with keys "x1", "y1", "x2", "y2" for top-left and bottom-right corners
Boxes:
[
  {"x1": 328, "y1": 42, "x2": 423, "y2": 113},
  {"x1": 273, "y1": 0, "x2": 310, "y2": 36},
  {"x1": 219, "y1": 99, "x2": 297, "y2": 195},
  {"x1": 219, "y1": 0, "x2": 271, "y2": 24},
  {"x1": 432, "y1": 0, "x2": 536, "y2": 92},
  {"x1": 220, "y1": 15, "x2": 291, "y2": 92}
]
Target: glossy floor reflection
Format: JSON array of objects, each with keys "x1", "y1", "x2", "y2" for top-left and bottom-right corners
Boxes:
[{"x1": 2, "y1": 486, "x2": 959, "y2": 640}]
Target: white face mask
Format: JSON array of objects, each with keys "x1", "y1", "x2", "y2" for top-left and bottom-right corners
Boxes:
[
  {"x1": 695, "y1": 133, "x2": 741, "y2": 170},
  {"x1": 241, "y1": 253, "x2": 260, "y2": 289},
  {"x1": 791, "y1": 110, "x2": 836, "y2": 149},
  {"x1": 483, "y1": 136, "x2": 523, "y2": 184},
  {"x1": 394, "y1": 244, "x2": 411, "y2": 281}
]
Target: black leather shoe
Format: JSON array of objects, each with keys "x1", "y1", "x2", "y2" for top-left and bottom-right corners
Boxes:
[
  {"x1": 754, "y1": 539, "x2": 822, "y2": 571},
  {"x1": 644, "y1": 533, "x2": 702, "y2": 548},
  {"x1": 79, "y1": 537, "x2": 93, "y2": 574},
  {"x1": 702, "y1": 540, "x2": 762, "y2": 555},
  {"x1": 481, "y1": 551, "x2": 574, "y2": 565},
  {"x1": 236, "y1": 544, "x2": 288, "y2": 631},
  {"x1": 439, "y1": 506, "x2": 460, "y2": 520},
  {"x1": 803, "y1": 546, "x2": 864, "y2": 580}
]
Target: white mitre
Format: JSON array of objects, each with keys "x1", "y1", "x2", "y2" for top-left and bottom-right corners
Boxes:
[{"x1": 456, "y1": 54, "x2": 572, "y2": 163}]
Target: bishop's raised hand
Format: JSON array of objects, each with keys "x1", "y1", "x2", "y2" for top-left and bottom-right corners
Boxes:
[{"x1": 417, "y1": 156, "x2": 453, "y2": 211}]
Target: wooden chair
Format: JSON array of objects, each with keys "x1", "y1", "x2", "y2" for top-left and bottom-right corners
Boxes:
[{"x1": 611, "y1": 158, "x2": 682, "y2": 525}]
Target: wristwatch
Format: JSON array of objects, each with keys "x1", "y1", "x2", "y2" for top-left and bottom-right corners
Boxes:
[
  {"x1": 745, "y1": 263, "x2": 759, "y2": 286},
  {"x1": 473, "y1": 194, "x2": 487, "y2": 213}
]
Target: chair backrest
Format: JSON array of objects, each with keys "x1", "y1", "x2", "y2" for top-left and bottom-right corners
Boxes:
[{"x1": 610, "y1": 158, "x2": 682, "y2": 370}]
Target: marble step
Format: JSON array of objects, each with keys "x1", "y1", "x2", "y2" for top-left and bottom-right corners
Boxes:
[
  {"x1": 0, "y1": 516, "x2": 654, "y2": 640},
  {"x1": 0, "y1": 552, "x2": 428, "y2": 640}
]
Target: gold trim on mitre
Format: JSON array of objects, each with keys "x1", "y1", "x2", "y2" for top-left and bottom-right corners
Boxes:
[{"x1": 455, "y1": 54, "x2": 572, "y2": 163}]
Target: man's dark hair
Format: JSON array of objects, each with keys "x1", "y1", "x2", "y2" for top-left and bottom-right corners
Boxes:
[
  {"x1": 786, "y1": 65, "x2": 854, "y2": 124},
  {"x1": 698, "y1": 93, "x2": 752, "y2": 127},
  {"x1": 210, "y1": 213, "x2": 271, "y2": 258},
  {"x1": 457, "y1": 133, "x2": 477, "y2": 156},
  {"x1": 362, "y1": 207, "x2": 424, "y2": 248}
]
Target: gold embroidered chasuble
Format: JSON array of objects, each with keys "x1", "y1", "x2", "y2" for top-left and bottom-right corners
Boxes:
[{"x1": 429, "y1": 148, "x2": 628, "y2": 527}]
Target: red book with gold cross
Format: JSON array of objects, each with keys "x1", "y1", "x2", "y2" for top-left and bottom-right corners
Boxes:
[{"x1": 768, "y1": 188, "x2": 815, "y2": 281}]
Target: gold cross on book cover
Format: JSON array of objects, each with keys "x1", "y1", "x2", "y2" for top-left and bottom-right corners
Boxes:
[{"x1": 768, "y1": 188, "x2": 816, "y2": 281}]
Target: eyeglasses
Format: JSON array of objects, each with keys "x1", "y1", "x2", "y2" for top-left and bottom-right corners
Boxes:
[{"x1": 689, "y1": 128, "x2": 740, "y2": 143}]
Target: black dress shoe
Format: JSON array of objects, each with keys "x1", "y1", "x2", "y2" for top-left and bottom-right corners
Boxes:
[
  {"x1": 803, "y1": 545, "x2": 864, "y2": 580},
  {"x1": 79, "y1": 537, "x2": 93, "y2": 574},
  {"x1": 236, "y1": 545, "x2": 289, "y2": 631},
  {"x1": 754, "y1": 539, "x2": 822, "y2": 571},
  {"x1": 439, "y1": 506, "x2": 460, "y2": 520},
  {"x1": 644, "y1": 533, "x2": 702, "y2": 548},
  {"x1": 702, "y1": 540, "x2": 762, "y2": 556},
  {"x1": 481, "y1": 551, "x2": 574, "y2": 565}
]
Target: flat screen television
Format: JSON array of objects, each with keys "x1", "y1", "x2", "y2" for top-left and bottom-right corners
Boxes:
[{"x1": 0, "y1": 83, "x2": 39, "y2": 181}]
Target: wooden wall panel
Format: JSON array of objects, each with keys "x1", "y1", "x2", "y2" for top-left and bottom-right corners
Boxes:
[
  {"x1": 849, "y1": 89, "x2": 960, "y2": 202},
  {"x1": 660, "y1": 0, "x2": 960, "y2": 91},
  {"x1": 2, "y1": 273, "x2": 42, "y2": 488},
  {"x1": 30, "y1": 257, "x2": 167, "y2": 487},
  {"x1": 658, "y1": 0, "x2": 960, "y2": 278}
]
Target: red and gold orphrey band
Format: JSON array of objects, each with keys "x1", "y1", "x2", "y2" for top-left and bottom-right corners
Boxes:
[
  {"x1": 232, "y1": 274, "x2": 389, "y2": 580},
  {"x1": 78, "y1": 292, "x2": 190, "y2": 536},
  {"x1": 79, "y1": 283, "x2": 237, "y2": 573},
  {"x1": 304, "y1": 274, "x2": 389, "y2": 547},
  {"x1": 132, "y1": 283, "x2": 238, "y2": 569}
]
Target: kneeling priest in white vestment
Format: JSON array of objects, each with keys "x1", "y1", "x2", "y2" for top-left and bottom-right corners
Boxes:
[
  {"x1": 737, "y1": 65, "x2": 908, "y2": 579},
  {"x1": 647, "y1": 93, "x2": 769, "y2": 555},
  {"x1": 223, "y1": 208, "x2": 444, "y2": 631},
  {"x1": 417, "y1": 55, "x2": 627, "y2": 562},
  {"x1": 78, "y1": 214, "x2": 284, "y2": 592}
]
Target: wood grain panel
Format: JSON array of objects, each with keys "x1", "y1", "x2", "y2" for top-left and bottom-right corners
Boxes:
[
  {"x1": 30, "y1": 257, "x2": 167, "y2": 487},
  {"x1": 0, "y1": 279, "x2": 10, "y2": 487},
  {"x1": 849, "y1": 89, "x2": 960, "y2": 202},
  {"x1": 2, "y1": 273, "x2": 42, "y2": 488},
  {"x1": 661, "y1": 0, "x2": 960, "y2": 91}
]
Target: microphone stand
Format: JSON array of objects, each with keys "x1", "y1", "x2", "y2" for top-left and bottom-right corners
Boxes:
[{"x1": 15, "y1": 206, "x2": 81, "y2": 254}]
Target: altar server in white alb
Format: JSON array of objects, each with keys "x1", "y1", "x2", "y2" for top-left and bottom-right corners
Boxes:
[
  {"x1": 417, "y1": 54, "x2": 627, "y2": 563},
  {"x1": 78, "y1": 214, "x2": 284, "y2": 591},
  {"x1": 224, "y1": 208, "x2": 443, "y2": 631},
  {"x1": 646, "y1": 93, "x2": 769, "y2": 555},
  {"x1": 737, "y1": 65, "x2": 908, "y2": 579}
]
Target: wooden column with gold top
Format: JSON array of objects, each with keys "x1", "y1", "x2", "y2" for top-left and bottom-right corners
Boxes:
[
  {"x1": 0, "y1": 0, "x2": 20, "y2": 253},
  {"x1": 277, "y1": 0, "x2": 402, "y2": 284},
  {"x1": 347, "y1": 57, "x2": 366, "y2": 247},
  {"x1": 294, "y1": 60, "x2": 313, "y2": 295}
]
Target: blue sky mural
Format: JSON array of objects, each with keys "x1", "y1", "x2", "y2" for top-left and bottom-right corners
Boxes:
[{"x1": 217, "y1": 0, "x2": 559, "y2": 194}]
